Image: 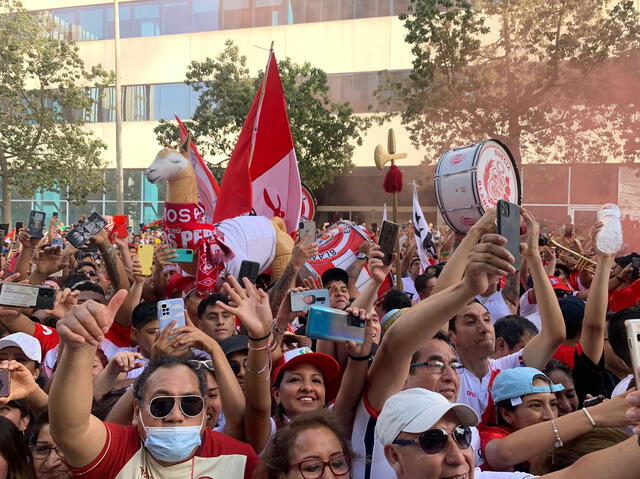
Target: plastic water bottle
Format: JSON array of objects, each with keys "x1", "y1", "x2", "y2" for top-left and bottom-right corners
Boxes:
[{"x1": 595, "y1": 204, "x2": 623, "y2": 254}]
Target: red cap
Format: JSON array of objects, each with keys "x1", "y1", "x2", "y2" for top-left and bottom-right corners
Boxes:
[
  {"x1": 548, "y1": 276, "x2": 571, "y2": 292},
  {"x1": 272, "y1": 347, "x2": 340, "y2": 384},
  {"x1": 166, "y1": 273, "x2": 196, "y2": 298}
]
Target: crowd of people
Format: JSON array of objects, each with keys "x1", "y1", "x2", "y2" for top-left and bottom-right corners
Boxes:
[{"x1": 1, "y1": 207, "x2": 640, "y2": 479}]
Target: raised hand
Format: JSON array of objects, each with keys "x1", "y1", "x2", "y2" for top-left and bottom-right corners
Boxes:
[
  {"x1": 154, "y1": 245, "x2": 177, "y2": 268},
  {"x1": 35, "y1": 245, "x2": 65, "y2": 276},
  {"x1": 151, "y1": 320, "x2": 189, "y2": 358},
  {"x1": 43, "y1": 288, "x2": 80, "y2": 320},
  {"x1": 291, "y1": 234, "x2": 319, "y2": 269},
  {"x1": 625, "y1": 387, "x2": 640, "y2": 434},
  {"x1": 171, "y1": 325, "x2": 215, "y2": 352},
  {"x1": 521, "y1": 208, "x2": 540, "y2": 258},
  {"x1": 590, "y1": 221, "x2": 616, "y2": 257},
  {"x1": 368, "y1": 244, "x2": 390, "y2": 284},
  {"x1": 0, "y1": 360, "x2": 40, "y2": 405},
  {"x1": 218, "y1": 276, "x2": 273, "y2": 339},
  {"x1": 276, "y1": 287, "x2": 309, "y2": 328},
  {"x1": 463, "y1": 234, "x2": 518, "y2": 295},
  {"x1": 107, "y1": 351, "x2": 145, "y2": 374},
  {"x1": 57, "y1": 289, "x2": 128, "y2": 348},
  {"x1": 345, "y1": 307, "x2": 374, "y2": 359},
  {"x1": 469, "y1": 207, "x2": 497, "y2": 236},
  {"x1": 18, "y1": 229, "x2": 39, "y2": 250},
  {"x1": 131, "y1": 257, "x2": 145, "y2": 284}
]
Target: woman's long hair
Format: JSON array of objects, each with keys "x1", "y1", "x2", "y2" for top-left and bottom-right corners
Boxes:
[{"x1": 0, "y1": 416, "x2": 35, "y2": 479}]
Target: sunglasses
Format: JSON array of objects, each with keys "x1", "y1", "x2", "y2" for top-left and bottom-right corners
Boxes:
[
  {"x1": 189, "y1": 359, "x2": 214, "y2": 372},
  {"x1": 145, "y1": 395, "x2": 204, "y2": 419},
  {"x1": 392, "y1": 425, "x2": 472, "y2": 454}
]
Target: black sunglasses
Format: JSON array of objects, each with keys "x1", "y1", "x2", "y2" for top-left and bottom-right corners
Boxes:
[
  {"x1": 392, "y1": 425, "x2": 472, "y2": 454},
  {"x1": 146, "y1": 395, "x2": 204, "y2": 419}
]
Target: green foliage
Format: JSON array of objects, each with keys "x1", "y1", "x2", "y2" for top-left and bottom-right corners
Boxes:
[
  {"x1": 154, "y1": 40, "x2": 372, "y2": 190},
  {"x1": 0, "y1": 0, "x2": 112, "y2": 218},
  {"x1": 379, "y1": 0, "x2": 640, "y2": 165}
]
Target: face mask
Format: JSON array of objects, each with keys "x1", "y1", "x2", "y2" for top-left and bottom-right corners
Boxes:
[{"x1": 139, "y1": 411, "x2": 203, "y2": 463}]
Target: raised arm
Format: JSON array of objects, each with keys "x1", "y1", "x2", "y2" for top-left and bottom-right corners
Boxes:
[
  {"x1": 49, "y1": 289, "x2": 128, "y2": 468},
  {"x1": 432, "y1": 208, "x2": 496, "y2": 295},
  {"x1": 521, "y1": 210, "x2": 566, "y2": 369},
  {"x1": 579, "y1": 222, "x2": 615, "y2": 364},
  {"x1": 484, "y1": 392, "x2": 630, "y2": 471},
  {"x1": 217, "y1": 276, "x2": 274, "y2": 453},
  {"x1": 14, "y1": 229, "x2": 38, "y2": 280},
  {"x1": 92, "y1": 229, "x2": 129, "y2": 292},
  {"x1": 366, "y1": 233, "x2": 517, "y2": 411},
  {"x1": 350, "y1": 246, "x2": 389, "y2": 312},
  {"x1": 113, "y1": 257, "x2": 145, "y2": 329}
]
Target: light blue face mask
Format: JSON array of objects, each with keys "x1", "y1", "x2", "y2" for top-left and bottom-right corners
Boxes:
[{"x1": 139, "y1": 411, "x2": 203, "y2": 463}]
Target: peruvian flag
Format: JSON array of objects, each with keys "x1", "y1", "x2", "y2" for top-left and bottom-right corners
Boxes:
[
  {"x1": 175, "y1": 115, "x2": 219, "y2": 223},
  {"x1": 213, "y1": 50, "x2": 301, "y2": 234}
]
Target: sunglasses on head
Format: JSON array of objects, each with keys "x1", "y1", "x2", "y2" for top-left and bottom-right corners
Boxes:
[
  {"x1": 392, "y1": 425, "x2": 472, "y2": 454},
  {"x1": 145, "y1": 395, "x2": 204, "y2": 419}
]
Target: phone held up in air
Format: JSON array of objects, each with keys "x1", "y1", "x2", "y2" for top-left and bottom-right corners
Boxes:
[
  {"x1": 0, "y1": 370, "x2": 10, "y2": 398},
  {"x1": 290, "y1": 289, "x2": 330, "y2": 312},
  {"x1": 378, "y1": 220, "x2": 399, "y2": 266},
  {"x1": 137, "y1": 244, "x2": 154, "y2": 276},
  {"x1": 496, "y1": 200, "x2": 521, "y2": 272},
  {"x1": 165, "y1": 248, "x2": 194, "y2": 263},
  {"x1": 625, "y1": 319, "x2": 640, "y2": 389},
  {"x1": 306, "y1": 306, "x2": 366, "y2": 344},
  {"x1": 0, "y1": 283, "x2": 56, "y2": 310},
  {"x1": 299, "y1": 221, "x2": 317, "y2": 245},
  {"x1": 113, "y1": 215, "x2": 129, "y2": 239},
  {"x1": 28, "y1": 210, "x2": 46, "y2": 239},
  {"x1": 238, "y1": 260, "x2": 260, "y2": 284},
  {"x1": 157, "y1": 298, "x2": 186, "y2": 336},
  {"x1": 65, "y1": 212, "x2": 108, "y2": 249}
]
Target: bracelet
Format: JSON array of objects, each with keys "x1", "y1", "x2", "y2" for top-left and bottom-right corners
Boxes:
[
  {"x1": 248, "y1": 331, "x2": 272, "y2": 342},
  {"x1": 248, "y1": 342, "x2": 271, "y2": 351},
  {"x1": 245, "y1": 359, "x2": 270, "y2": 375},
  {"x1": 582, "y1": 407, "x2": 597, "y2": 430},
  {"x1": 272, "y1": 323, "x2": 287, "y2": 335},
  {"x1": 348, "y1": 353, "x2": 371, "y2": 362},
  {"x1": 551, "y1": 419, "x2": 563, "y2": 448}
]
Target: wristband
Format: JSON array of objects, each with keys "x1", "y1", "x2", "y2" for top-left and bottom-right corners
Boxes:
[
  {"x1": 248, "y1": 331, "x2": 271, "y2": 342},
  {"x1": 582, "y1": 407, "x2": 597, "y2": 430},
  {"x1": 348, "y1": 353, "x2": 371, "y2": 362}
]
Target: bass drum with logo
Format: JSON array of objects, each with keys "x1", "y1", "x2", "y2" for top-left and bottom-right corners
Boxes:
[{"x1": 434, "y1": 139, "x2": 521, "y2": 233}]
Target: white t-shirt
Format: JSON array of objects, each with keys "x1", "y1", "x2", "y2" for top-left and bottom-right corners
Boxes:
[
  {"x1": 519, "y1": 289, "x2": 538, "y2": 318},
  {"x1": 612, "y1": 374, "x2": 633, "y2": 398},
  {"x1": 476, "y1": 292, "x2": 513, "y2": 324},
  {"x1": 457, "y1": 350, "x2": 525, "y2": 419},
  {"x1": 477, "y1": 469, "x2": 536, "y2": 478},
  {"x1": 351, "y1": 397, "x2": 484, "y2": 479},
  {"x1": 216, "y1": 216, "x2": 276, "y2": 278}
]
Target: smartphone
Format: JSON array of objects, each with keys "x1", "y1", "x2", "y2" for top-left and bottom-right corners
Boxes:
[
  {"x1": 113, "y1": 215, "x2": 129, "y2": 239},
  {"x1": 497, "y1": 200, "x2": 521, "y2": 272},
  {"x1": 582, "y1": 395, "x2": 606, "y2": 408},
  {"x1": 0, "y1": 224, "x2": 8, "y2": 236},
  {"x1": 378, "y1": 220, "x2": 399, "y2": 266},
  {"x1": 168, "y1": 248, "x2": 194, "y2": 263},
  {"x1": 290, "y1": 289, "x2": 330, "y2": 312},
  {"x1": 299, "y1": 221, "x2": 316, "y2": 245},
  {"x1": 15, "y1": 221, "x2": 23, "y2": 233},
  {"x1": 0, "y1": 283, "x2": 56, "y2": 309},
  {"x1": 137, "y1": 244, "x2": 154, "y2": 276},
  {"x1": 52, "y1": 212, "x2": 59, "y2": 219},
  {"x1": 625, "y1": 319, "x2": 640, "y2": 390},
  {"x1": 157, "y1": 298, "x2": 186, "y2": 335},
  {"x1": 65, "y1": 212, "x2": 107, "y2": 248},
  {"x1": 238, "y1": 260, "x2": 260, "y2": 284},
  {"x1": 0, "y1": 370, "x2": 9, "y2": 398},
  {"x1": 28, "y1": 210, "x2": 46, "y2": 239},
  {"x1": 632, "y1": 257, "x2": 640, "y2": 281},
  {"x1": 307, "y1": 306, "x2": 366, "y2": 344},
  {"x1": 52, "y1": 238, "x2": 64, "y2": 248}
]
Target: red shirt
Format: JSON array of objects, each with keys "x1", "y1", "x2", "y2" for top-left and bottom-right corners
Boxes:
[
  {"x1": 479, "y1": 425, "x2": 513, "y2": 471},
  {"x1": 553, "y1": 344, "x2": 577, "y2": 370},
  {"x1": 608, "y1": 279, "x2": 640, "y2": 312},
  {"x1": 68, "y1": 422, "x2": 259, "y2": 479}
]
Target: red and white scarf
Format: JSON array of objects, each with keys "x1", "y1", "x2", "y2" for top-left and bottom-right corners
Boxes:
[{"x1": 162, "y1": 203, "x2": 234, "y2": 294}]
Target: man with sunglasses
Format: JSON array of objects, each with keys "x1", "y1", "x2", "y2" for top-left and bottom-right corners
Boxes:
[
  {"x1": 377, "y1": 388, "x2": 536, "y2": 479},
  {"x1": 49, "y1": 289, "x2": 259, "y2": 479}
]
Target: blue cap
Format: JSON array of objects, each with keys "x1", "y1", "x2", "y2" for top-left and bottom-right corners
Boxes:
[{"x1": 491, "y1": 367, "x2": 564, "y2": 405}]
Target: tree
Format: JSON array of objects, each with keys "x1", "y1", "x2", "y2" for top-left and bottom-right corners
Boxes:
[
  {"x1": 378, "y1": 0, "x2": 640, "y2": 166},
  {"x1": 154, "y1": 40, "x2": 372, "y2": 191},
  {"x1": 0, "y1": 0, "x2": 112, "y2": 223}
]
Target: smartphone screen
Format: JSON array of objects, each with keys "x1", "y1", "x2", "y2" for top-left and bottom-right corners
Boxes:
[
  {"x1": 497, "y1": 200, "x2": 521, "y2": 272},
  {"x1": 0, "y1": 370, "x2": 9, "y2": 398},
  {"x1": 28, "y1": 211, "x2": 46, "y2": 239},
  {"x1": 625, "y1": 319, "x2": 640, "y2": 389},
  {"x1": 238, "y1": 260, "x2": 260, "y2": 284}
]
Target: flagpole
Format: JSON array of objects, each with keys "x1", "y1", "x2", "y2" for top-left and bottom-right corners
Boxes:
[
  {"x1": 248, "y1": 44, "x2": 274, "y2": 169},
  {"x1": 113, "y1": 0, "x2": 124, "y2": 214}
]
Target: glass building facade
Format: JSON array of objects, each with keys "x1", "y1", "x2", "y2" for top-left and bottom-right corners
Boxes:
[{"x1": 45, "y1": 0, "x2": 411, "y2": 42}]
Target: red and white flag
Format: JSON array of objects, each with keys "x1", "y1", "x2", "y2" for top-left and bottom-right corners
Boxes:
[
  {"x1": 412, "y1": 183, "x2": 436, "y2": 269},
  {"x1": 175, "y1": 115, "x2": 219, "y2": 223},
  {"x1": 214, "y1": 50, "x2": 301, "y2": 234}
]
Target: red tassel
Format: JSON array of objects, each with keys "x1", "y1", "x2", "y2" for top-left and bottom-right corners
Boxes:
[{"x1": 383, "y1": 164, "x2": 403, "y2": 193}]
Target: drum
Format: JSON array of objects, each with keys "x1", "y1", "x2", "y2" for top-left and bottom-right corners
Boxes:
[
  {"x1": 434, "y1": 139, "x2": 521, "y2": 233},
  {"x1": 300, "y1": 183, "x2": 317, "y2": 221}
]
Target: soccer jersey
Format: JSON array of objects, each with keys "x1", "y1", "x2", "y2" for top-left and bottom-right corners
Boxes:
[
  {"x1": 457, "y1": 350, "x2": 525, "y2": 419},
  {"x1": 68, "y1": 422, "x2": 259, "y2": 479}
]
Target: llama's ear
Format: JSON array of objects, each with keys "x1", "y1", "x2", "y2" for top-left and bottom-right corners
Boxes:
[
  {"x1": 162, "y1": 139, "x2": 172, "y2": 148},
  {"x1": 179, "y1": 134, "x2": 191, "y2": 154}
]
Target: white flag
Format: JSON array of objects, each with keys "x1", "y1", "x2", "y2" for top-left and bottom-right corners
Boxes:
[
  {"x1": 412, "y1": 183, "x2": 436, "y2": 269},
  {"x1": 382, "y1": 203, "x2": 388, "y2": 222}
]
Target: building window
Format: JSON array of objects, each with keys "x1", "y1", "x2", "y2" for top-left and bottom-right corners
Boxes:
[
  {"x1": 192, "y1": 0, "x2": 220, "y2": 32},
  {"x1": 133, "y1": 2, "x2": 161, "y2": 37}
]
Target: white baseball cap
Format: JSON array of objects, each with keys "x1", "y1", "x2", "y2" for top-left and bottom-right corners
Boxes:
[
  {"x1": 375, "y1": 388, "x2": 478, "y2": 446},
  {"x1": 0, "y1": 332, "x2": 42, "y2": 363}
]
